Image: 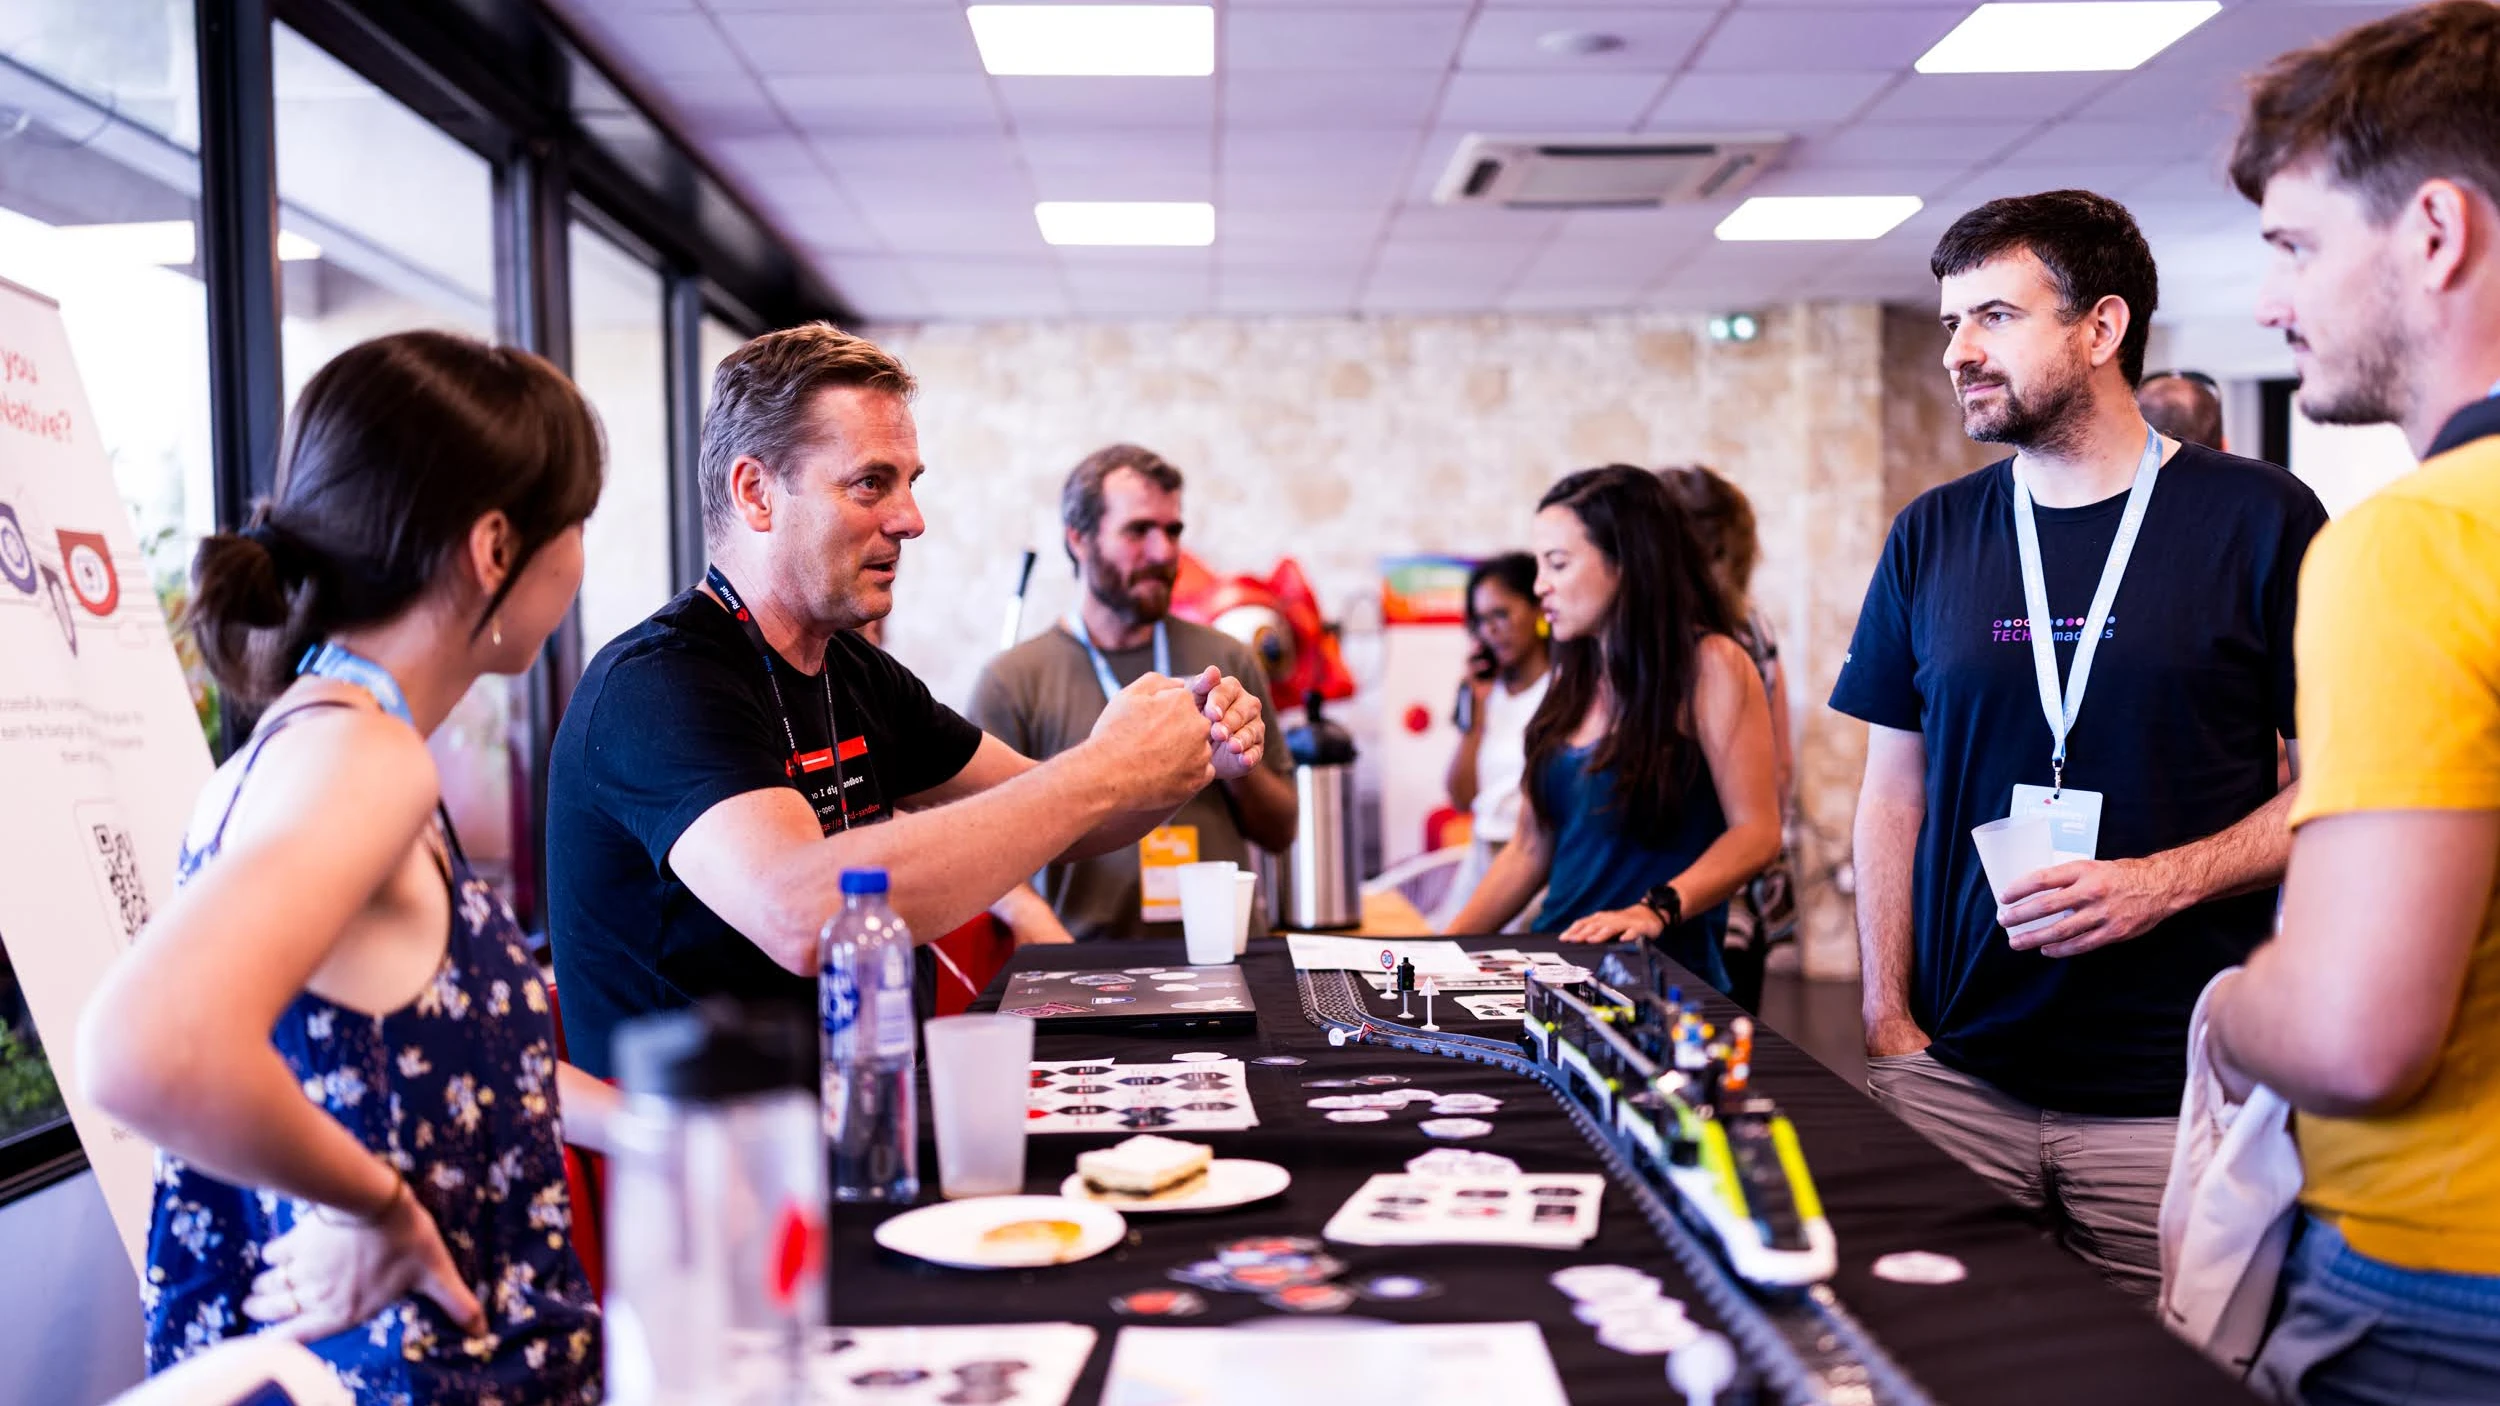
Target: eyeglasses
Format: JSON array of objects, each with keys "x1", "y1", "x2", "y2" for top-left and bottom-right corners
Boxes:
[{"x1": 2140, "y1": 368, "x2": 2219, "y2": 392}]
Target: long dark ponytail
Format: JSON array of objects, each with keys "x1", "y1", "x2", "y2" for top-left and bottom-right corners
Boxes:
[
  {"x1": 1523, "y1": 465, "x2": 1736, "y2": 846},
  {"x1": 187, "y1": 330, "x2": 603, "y2": 708}
]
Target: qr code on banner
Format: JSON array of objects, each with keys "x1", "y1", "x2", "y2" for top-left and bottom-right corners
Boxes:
[{"x1": 71, "y1": 803, "x2": 153, "y2": 942}]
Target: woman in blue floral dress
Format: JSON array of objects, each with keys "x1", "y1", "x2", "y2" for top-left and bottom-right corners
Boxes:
[{"x1": 80, "y1": 330, "x2": 609, "y2": 1403}]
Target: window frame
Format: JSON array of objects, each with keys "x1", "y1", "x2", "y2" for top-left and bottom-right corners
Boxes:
[{"x1": 0, "y1": 0, "x2": 820, "y2": 1206}]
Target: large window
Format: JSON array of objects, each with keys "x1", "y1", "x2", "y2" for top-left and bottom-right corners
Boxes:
[
  {"x1": 570, "y1": 220, "x2": 672, "y2": 653},
  {"x1": 0, "y1": 0, "x2": 211, "y2": 1171},
  {"x1": 271, "y1": 21, "x2": 519, "y2": 893}
]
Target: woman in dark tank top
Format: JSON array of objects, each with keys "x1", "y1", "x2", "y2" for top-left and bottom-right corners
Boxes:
[{"x1": 1441, "y1": 465, "x2": 1783, "y2": 995}]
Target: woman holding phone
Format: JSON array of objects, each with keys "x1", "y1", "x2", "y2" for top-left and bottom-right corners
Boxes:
[
  {"x1": 1442, "y1": 466, "x2": 1782, "y2": 991},
  {"x1": 1442, "y1": 553, "x2": 1551, "y2": 918},
  {"x1": 80, "y1": 331, "x2": 608, "y2": 1402}
]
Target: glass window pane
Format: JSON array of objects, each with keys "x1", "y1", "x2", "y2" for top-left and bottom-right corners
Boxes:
[
  {"x1": 272, "y1": 23, "x2": 516, "y2": 895},
  {"x1": 569, "y1": 221, "x2": 670, "y2": 654},
  {"x1": 0, "y1": 0, "x2": 208, "y2": 1156},
  {"x1": 700, "y1": 312, "x2": 743, "y2": 412}
]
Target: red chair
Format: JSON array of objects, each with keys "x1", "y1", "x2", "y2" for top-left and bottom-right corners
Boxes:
[
  {"x1": 931, "y1": 914, "x2": 1017, "y2": 1015},
  {"x1": 543, "y1": 979, "x2": 605, "y2": 1300}
]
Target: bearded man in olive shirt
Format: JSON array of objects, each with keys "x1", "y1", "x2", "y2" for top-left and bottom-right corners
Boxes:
[{"x1": 970, "y1": 445, "x2": 1298, "y2": 943}]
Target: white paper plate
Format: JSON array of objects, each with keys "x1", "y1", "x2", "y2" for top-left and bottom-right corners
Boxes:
[
  {"x1": 1058, "y1": 1158, "x2": 1292, "y2": 1214},
  {"x1": 871, "y1": 1195, "x2": 1126, "y2": 1270}
]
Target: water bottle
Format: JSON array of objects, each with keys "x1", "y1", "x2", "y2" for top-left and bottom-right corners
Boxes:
[{"x1": 822, "y1": 868, "x2": 919, "y2": 1202}]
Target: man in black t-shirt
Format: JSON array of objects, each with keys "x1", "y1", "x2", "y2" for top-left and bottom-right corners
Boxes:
[
  {"x1": 548, "y1": 325, "x2": 1269, "y2": 1076},
  {"x1": 1829, "y1": 192, "x2": 2326, "y2": 1299}
]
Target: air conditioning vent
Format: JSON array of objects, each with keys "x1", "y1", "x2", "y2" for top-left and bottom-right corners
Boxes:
[{"x1": 1431, "y1": 133, "x2": 1790, "y2": 209}]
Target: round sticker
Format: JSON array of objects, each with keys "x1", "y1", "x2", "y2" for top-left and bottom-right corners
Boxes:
[
  {"x1": 1872, "y1": 1251, "x2": 1969, "y2": 1285},
  {"x1": 1113, "y1": 1288, "x2": 1207, "y2": 1318}
]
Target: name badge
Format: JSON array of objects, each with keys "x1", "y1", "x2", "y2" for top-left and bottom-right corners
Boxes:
[
  {"x1": 1138, "y1": 824, "x2": 1200, "y2": 923},
  {"x1": 2009, "y1": 784, "x2": 2103, "y2": 862}
]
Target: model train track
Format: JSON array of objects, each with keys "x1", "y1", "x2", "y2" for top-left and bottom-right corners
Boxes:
[{"x1": 1296, "y1": 966, "x2": 1930, "y2": 1406}]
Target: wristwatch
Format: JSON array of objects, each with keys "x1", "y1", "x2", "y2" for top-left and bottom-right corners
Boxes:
[{"x1": 1640, "y1": 881, "x2": 1683, "y2": 928}]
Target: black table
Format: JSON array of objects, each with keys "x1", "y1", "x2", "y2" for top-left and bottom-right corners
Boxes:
[{"x1": 827, "y1": 937, "x2": 2246, "y2": 1405}]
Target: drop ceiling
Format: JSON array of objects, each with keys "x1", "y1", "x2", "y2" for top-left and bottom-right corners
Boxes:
[{"x1": 545, "y1": 0, "x2": 2413, "y2": 324}]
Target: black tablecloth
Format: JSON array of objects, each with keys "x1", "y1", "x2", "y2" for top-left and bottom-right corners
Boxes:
[{"x1": 826, "y1": 937, "x2": 2246, "y2": 1405}]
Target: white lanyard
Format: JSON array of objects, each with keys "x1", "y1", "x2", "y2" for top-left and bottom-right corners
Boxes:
[
  {"x1": 1065, "y1": 613, "x2": 1169, "y2": 701},
  {"x1": 2011, "y1": 428, "x2": 2164, "y2": 794}
]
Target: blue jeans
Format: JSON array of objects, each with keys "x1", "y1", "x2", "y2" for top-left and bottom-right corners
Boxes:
[{"x1": 2251, "y1": 1215, "x2": 2500, "y2": 1406}]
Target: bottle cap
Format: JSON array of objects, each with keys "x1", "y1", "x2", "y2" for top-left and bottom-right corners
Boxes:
[{"x1": 840, "y1": 868, "x2": 890, "y2": 896}]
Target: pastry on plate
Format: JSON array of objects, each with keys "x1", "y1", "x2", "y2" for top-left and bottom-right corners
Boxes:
[{"x1": 1076, "y1": 1135, "x2": 1214, "y2": 1198}]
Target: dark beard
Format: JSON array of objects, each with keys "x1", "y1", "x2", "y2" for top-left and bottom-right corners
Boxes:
[
  {"x1": 1083, "y1": 546, "x2": 1174, "y2": 627},
  {"x1": 1961, "y1": 364, "x2": 2091, "y2": 456}
]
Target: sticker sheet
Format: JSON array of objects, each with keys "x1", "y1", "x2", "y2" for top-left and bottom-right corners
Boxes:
[
  {"x1": 1321, "y1": 1172, "x2": 1605, "y2": 1250},
  {"x1": 1102, "y1": 1322, "x2": 1568, "y2": 1406},
  {"x1": 819, "y1": 1323, "x2": 1096, "y2": 1405},
  {"x1": 1028, "y1": 1059, "x2": 1259, "y2": 1133}
]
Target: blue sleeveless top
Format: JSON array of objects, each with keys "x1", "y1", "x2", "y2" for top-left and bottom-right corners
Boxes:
[
  {"x1": 1530, "y1": 742, "x2": 1732, "y2": 992},
  {"x1": 142, "y1": 703, "x2": 601, "y2": 1403}
]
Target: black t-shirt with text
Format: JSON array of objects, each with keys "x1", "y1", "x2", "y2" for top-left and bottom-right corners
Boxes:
[
  {"x1": 548, "y1": 589, "x2": 983, "y2": 1077},
  {"x1": 1829, "y1": 445, "x2": 2326, "y2": 1115}
]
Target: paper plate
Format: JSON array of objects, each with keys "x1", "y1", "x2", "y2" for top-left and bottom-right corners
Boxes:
[
  {"x1": 1059, "y1": 1159, "x2": 1292, "y2": 1214},
  {"x1": 871, "y1": 1195, "x2": 1126, "y2": 1270}
]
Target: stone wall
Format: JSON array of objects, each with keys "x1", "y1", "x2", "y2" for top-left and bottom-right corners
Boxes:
[{"x1": 869, "y1": 304, "x2": 1992, "y2": 979}]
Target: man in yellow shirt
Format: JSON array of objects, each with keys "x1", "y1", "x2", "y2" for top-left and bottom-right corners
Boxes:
[{"x1": 2209, "y1": 3, "x2": 2500, "y2": 1402}]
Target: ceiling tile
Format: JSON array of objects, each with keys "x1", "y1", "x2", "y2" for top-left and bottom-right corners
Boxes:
[
  {"x1": 1216, "y1": 269, "x2": 1366, "y2": 316},
  {"x1": 1690, "y1": 7, "x2": 1971, "y2": 72},
  {"x1": 1217, "y1": 207, "x2": 1390, "y2": 251},
  {"x1": 1458, "y1": 8, "x2": 1717, "y2": 71},
  {"x1": 1435, "y1": 72, "x2": 1675, "y2": 129},
  {"x1": 715, "y1": 10, "x2": 978, "y2": 77},
  {"x1": 661, "y1": 90, "x2": 789, "y2": 140},
  {"x1": 706, "y1": 132, "x2": 822, "y2": 183},
  {"x1": 1856, "y1": 73, "x2": 2123, "y2": 124},
  {"x1": 1062, "y1": 256, "x2": 1216, "y2": 315},
  {"x1": 2004, "y1": 115, "x2": 2234, "y2": 166},
  {"x1": 1746, "y1": 162, "x2": 1972, "y2": 200},
  {"x1": 1551, "y1": 203, "x2": 1733, "y2": 244},
  {"x1": 562, "y1": 11, "x2": 747, "y2": 80},
  {"x1": 819, "y1": 255, "x2": 932, "y2": 322},
  {"x1": 1940, "y1": 162, "x2": 2178, "y2": 209},
  {"x1": 994, "y1": 77, "x2": 1214, "y2": 132},
  {"x1": 1644, "y1": 71, "x2": 1896, "y2": 130},
  {"x1": 767, "y1": 74, "x2": 1002, "y2": 135},
  {"x1": 908, "y1": 256, "x2": 1066, "y2": 310},
  {"x1": 756, "y1": 188, "x2": 884, "y2": 255},
  {"x1": 1228, "y1": 7, "x2": 1471, "y2": 69},
  {"x1": 1786, "y1": 120, "x2": 2034, "y2": 170},
  {"x1": 1382, "y1": 202, "x2": 1567, "y2": 242},
  {"x1": 1020, "y1": 130, "x2": 1214, "y2": 201},
  {"x1": 859, "y1": 199, "x2": 1053, "y2": 257},
  {"x1": 1223, "y1": 68, "x2": 1448, "y2": 128}
]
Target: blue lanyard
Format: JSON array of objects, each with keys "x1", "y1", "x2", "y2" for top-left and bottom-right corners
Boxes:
[
  {"x1": 296, "y1": 641, "x2": 414, "y2": 727},
  {"x1": 1065, "y1": 613, "x2": 1169, "y2": 701}
]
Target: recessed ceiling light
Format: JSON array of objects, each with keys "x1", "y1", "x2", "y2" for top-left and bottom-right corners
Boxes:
[
  {"x1": 55, "y1": 221, "x2": 323, "y2": 263},
  {"x1": 1035, "y1": 201, "x2": 1214, "y2": 247},
  {"x1": 1715, "y1": 196, "x2": 1923, "y2": 242},
  {"x1": 968, "y1": 5, "x2": 1214, "y2": 77},
  {"x1": 1915, "y1": 2, "x2": 2221, "y2": 74}
]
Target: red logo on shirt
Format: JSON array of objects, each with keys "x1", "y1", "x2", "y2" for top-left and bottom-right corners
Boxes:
[
  {"x1": 837, "y1": 735, "x2": 869, "y2": 762},
  {"x1": 794, "y1": 748, "x2": 836, "y2": 774}
]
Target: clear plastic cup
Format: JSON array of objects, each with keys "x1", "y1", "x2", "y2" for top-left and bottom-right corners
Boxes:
[
  {"x1": 1970, "y1": 815, "x2": 2061, "y2": 939},
  {"x1": 1178, "y1": 861, "x2": 1240, "y2": 964},
  {"x1": 922, "y1": 1014, "x2": 1035, "y2": 1199},
  {"x1": 1232, "y1": 870, "x2": 1257, "y2": 955}
]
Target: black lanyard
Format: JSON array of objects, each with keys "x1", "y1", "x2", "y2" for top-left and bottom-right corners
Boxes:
[{"x1": 705, "y1": 564, "x2": 851, "y2": 833}]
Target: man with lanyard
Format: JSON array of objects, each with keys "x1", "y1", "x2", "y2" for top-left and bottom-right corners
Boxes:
[
  {"x1": 1830, "y1": 190, "x2": 2327, "y2": 1298},
  {"x1": 547, "y1": 327, "x2": 1267, "y2": 1075},
  {"x1": 2206, "y1": 6, "x2": 2500, "y2": 1396},
  {"x1": 970, "y1": 444, "x2": 1297, "y2": 944}
]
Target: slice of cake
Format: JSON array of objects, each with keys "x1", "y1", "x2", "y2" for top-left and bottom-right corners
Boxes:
[{"x1": 1077, "y1": 1135, "x2": 1214, "y2": 1197}]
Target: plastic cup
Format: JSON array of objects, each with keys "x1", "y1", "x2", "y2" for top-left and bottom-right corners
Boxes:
[
  {"x1": 923, "y1": 1014, "x2": 1034, "y2": 1199},
  {"x1": 1970, "y1": 815, "x2": 2060, "y2": 939},
  {"x1": 1232, "y1": 871, "x2": 1257, "y2": 955},
  {"x1": 1178, "y1": 861, "x2": 1240, "y2": 964}
]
